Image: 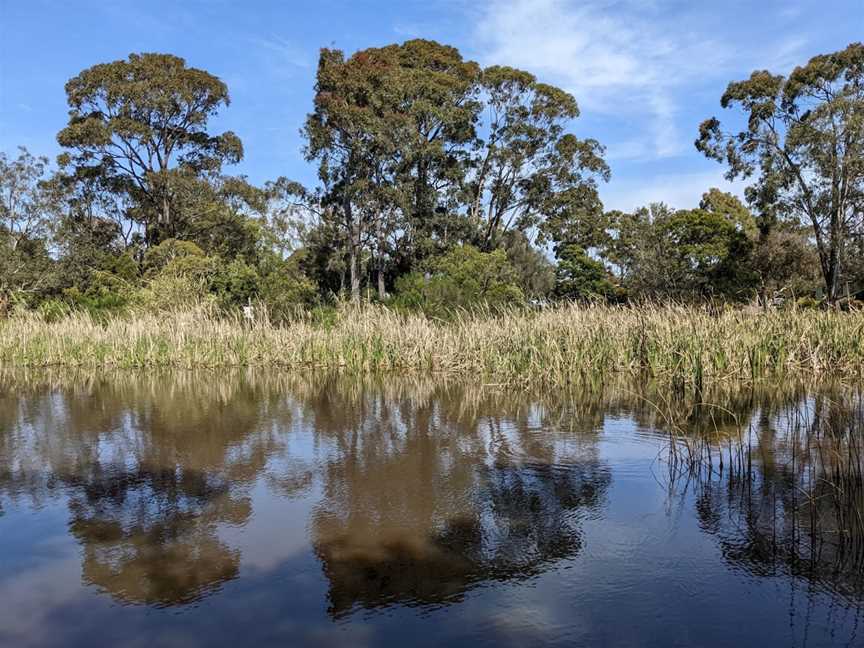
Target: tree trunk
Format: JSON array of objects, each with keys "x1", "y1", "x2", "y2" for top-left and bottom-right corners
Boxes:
[
  {"x1": 377, "y1": 262, "x2": 386, "y2": 300},
  {"x1": 376, "y1": 221, "x2": 386, "y2": 300},
  {"x1": 349, "y1": 245, "x2": 360, "y2": 303},
  {"x1": 826, "y1": 214, "x2": 842, "y2": 303},
  {"x1": 343, "y1": 197, "x2": 361, "y2": 303}
]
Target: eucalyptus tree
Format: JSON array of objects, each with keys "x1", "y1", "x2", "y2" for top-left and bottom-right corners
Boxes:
[
  {"x1": 304, "y1": 40, "x2": 480, "y2": 300},
  {"x1": 697, "y1": 43, "x2": 864, "y2": 301},
  {"x1": 0, "y1": 147, "x2": 56, "y2": 302},
  {"x1": 57, "y1": 53, "x2": 243, "y2": 246},
  {"x1": 0, "y1": 147, "x2": 54, "y2": 250},
  {"x1": 303, "y1": 47, "x2": 394, "y2": 301},
  {"x1": 468, "y1": 66, "x2": 609, "y2": 253}
]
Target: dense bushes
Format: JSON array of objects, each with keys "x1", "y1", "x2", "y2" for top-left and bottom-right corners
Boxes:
[{"x1": 392, "y1": 245, "x2": 525, "y2": 316}]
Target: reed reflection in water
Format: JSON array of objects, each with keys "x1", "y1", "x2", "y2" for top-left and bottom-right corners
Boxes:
[{"x1": 0, "y1": 370, "x2": 861, "y2": 647}]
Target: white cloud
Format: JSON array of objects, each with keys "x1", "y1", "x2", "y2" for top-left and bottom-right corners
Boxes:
[
  {"x1": 250, "y1": 36, "x2": 313, "y2": 72},
  {"x1": 472, "y1": 0, "x2": 734, "y2": 160},
  {"x1": 600, "y1": 169, "x2": 747, "y2": 213}
]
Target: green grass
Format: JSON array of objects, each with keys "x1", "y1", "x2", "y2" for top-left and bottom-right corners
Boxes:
[{"x1": 2, "y1": 303, "x2": 863, "y2": 388}]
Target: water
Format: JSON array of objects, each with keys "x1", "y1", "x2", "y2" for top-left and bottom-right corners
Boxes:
[{"x1": 0, "y1": 372, "x2": 861, "y2": 647}]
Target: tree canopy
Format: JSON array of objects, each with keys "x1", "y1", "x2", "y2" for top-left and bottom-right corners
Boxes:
[
  {"x1": 57, "y1": 52, "x2": 243, "y2": 245},
  {"x1": 697, "y1": 42, "x2": 864, "y2": 301},
  {"x1": 0, "y1": 40, "x2": 858, "y2": 318}
]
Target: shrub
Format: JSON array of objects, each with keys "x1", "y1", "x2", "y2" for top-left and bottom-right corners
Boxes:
[
  {"x1": 36, "y1": 298, "x2": 71, "y2": 323},
  {"x1": 63, "y1": 269, "x2": 135, "y2": 315},
  {"x1": 554, "y1": 245, "x2": 619, "y2": 301},
  {"x1": 259, "y1": 258, "x2": 319, "y2": 322},
  {"x1": 138, "y1": 272, "x2": 212, "y2": 313},
  {"x1": 393, "y1": 245, "x2": 524, "y2": 316},
  {"x1": 143, "y1": 239, "x2": 207, "y2": 276},
  {"x1": 209, "y1": 257, "x2": 260, "y2": 309}
]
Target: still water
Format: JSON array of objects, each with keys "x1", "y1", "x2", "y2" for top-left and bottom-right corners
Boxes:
[{"x1": 0, "y1": 372, "x2": 861, "y2": 647}]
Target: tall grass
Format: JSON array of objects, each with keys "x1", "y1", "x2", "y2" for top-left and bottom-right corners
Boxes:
[{"x1": 1, "y1": 303, "x2": 863, "y2": 388}]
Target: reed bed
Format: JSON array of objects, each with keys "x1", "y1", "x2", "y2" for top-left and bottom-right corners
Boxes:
[{"x1": 1, "y1": 303, "x2": 863, "y2": 388}]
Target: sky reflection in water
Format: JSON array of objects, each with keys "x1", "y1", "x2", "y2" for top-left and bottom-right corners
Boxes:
[{"x1": 0, "y1": 372, "x2": 861, "y2": 647}]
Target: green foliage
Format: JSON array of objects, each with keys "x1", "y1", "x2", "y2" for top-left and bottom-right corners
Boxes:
[
  {"x1": 143, "y1": 239, "x2": 207, "y2": 276},
  {"x1": 209, "y1": 257, "x2": 260, "y2": 309},
  {"x1": 137, "y1": 273, "x2": 210, "y2": 313},
  {"x1": 393, "y1": 245, "x2": 524, "y2": 315},
  {"x1": 753, "y1": 226, "x2": 821, "y2": 298},
  {"x1": 600, "y1": 194, "x2": 760, "y2": 301},
  {"x1": 697, "y1": 43, "x2": 864, "y2": 301},
  {"x1": 554, "y1": 245, "x2": 618, "y2": 301},
  {"x1": 257, "y1": 253, "x2": 319, "y2": 321},
  {"x1": 302, "y1": 39, "x2": 608, "y2": 300},
  {"x1": 63, "y1": 269, "x2": 135, "y2": 315},
  {"x1": 36, "y1": 298, "x2": 71, "y2": 323},
  {"x1": 5, "y1": 42, "x2": 857, "y2": 319},
  {"x1": 470, "y1": 65, "x2": 609, "y2": 251},
  {"x1": 657, "y1": 207, "x2": 757, "y2": 298},
  {"x1": 57, "y1": 52, "x2": 243, "y2": 245},
  {"x1": 502, "y1": 230, "x2": 555, "y2": 299}
]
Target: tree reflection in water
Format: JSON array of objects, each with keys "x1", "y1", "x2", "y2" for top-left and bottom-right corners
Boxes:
[
  {"x1": 0, "y1": 372, "x2": 289, "y2": 606},
  {"x1": 0, "y1": 369, "x2": 861, "y2": 634},
  {"x1": 668, "y1": 391, "x2": 864, "y2": 604},
  {"x1": 298, "y1": 378, "x2": 613, "y2": 617}
]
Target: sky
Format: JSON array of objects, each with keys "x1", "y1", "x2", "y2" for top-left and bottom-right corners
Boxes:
[{"x1": 1, "y1": 0, "x2": 862, "y2": 212}]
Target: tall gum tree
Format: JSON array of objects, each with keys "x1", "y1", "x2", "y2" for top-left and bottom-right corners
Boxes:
[
  {"x1": 57, "y1": 53, "x2": 243, "y2": 246},
  {"x1": 468, "y1": 66, "x2": 609, "y2": 253},
  {"x1": 696, "y1": 43, "x2": 864, "y2": 301},
  {"x1": 303, "y1": 40, "x2": 481, "y2": 301}
]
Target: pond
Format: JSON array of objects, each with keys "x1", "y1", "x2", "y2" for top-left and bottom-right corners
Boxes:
[{"x1": 0, "y1": 372, "x2": 862, "y2": 647}]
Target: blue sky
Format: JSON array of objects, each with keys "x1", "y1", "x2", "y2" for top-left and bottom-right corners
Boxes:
[{"x1": 1, "y1": 0, "x2": 862, "y2": 212}]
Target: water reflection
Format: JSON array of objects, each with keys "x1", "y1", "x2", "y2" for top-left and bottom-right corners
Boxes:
[
  {"x1": 0, "y1": 371, "x2": 862, "y2": 646},
  {"x1": 673, "y1": 392, "x2": 864, "y2": 604},
  {"x1": 0, "y1": 373, "x2": 287, "y2": 606}
]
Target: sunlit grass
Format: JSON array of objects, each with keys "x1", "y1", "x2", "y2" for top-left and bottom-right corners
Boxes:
[{"x1": 1, "y1": 303, "x2": 863, "y2": 388}]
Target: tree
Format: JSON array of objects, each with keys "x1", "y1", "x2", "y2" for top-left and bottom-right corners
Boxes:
[
  {"x1": 301, "y1": 40, "x2": 608, "y2": 302},
  {"x1": 602, "y1": 203, "x2": 672, "y2": 293},
  {"x1": 303, "y1": 41, "x2": 480, "y2": 301},
  {"x1": 393, "y1": 245, "x2": 523, "y2": 314},
  {"x1": 553, "y1": 245, "x2": 617, "y2": 301},
  {"x1": 696, "y1": 43, "x2": 864, "y2": 301},
  {"x1": 0, "y1": 147, "x2": 57, "y2": 305},
  {"x1": 657, "y1": 207, "x2": 756, "y2": 299},
  {"x1": 0, "y1": 147, "x2": 54, "y2": 251},
  {"x1": 502, "y1": 230, "x2": 555, "y2": 300},
  {"x1": 752, "y1": 225, "x2": 821, "y2": 299},
  {"x1": 698, "y1": 188, "x2": 758, "y2": 240},
  {"x1": 57, "y1": 53, "x2": 243, "y2": 246},
  {"x1": 601, "y1": 197, "x2": 758, "y2": 300},
  {"x1": 303, "y1": 48, "x2": 391, "y2": 301},
  {"x1": 377, "y1": 40, "x2": 480, "y2": 261},
  {"x1": 468, "y1": 66, "x2": 609, "y2": 252}
]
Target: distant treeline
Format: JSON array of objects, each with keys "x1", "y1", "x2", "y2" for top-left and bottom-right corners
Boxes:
[{"x1": 1, "y1": 41, "x2": 862, "y2": 320}]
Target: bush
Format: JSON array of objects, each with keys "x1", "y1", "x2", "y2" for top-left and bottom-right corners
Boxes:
[
  {"x1": 393, "y1": 245, "x2": 524, "y2": 316},
  {"x1": 259, "y1": 257, "x2": 319, "y2": 322},
  {"x1": 138, "y1": 272, "x2": 212, "y2": 313},
  {"x1": 37, "y1": 298, "x2": 71, "y2": 323},
  {"x1": 64, "y1": 269, "x2": 137, "y2": 315},
  {"x1": 554, "y1": 245, "x2": 619, "y2": 301},
  {"x1": 209, "y1": 257, "x2": 260, "y2": 309},
  {"x1": 143, "y1": 239, "x2": 207, "y2": 276}
]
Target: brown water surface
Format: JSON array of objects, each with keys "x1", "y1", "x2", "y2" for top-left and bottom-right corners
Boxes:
[{"x1": 0, "y1": 372, "x2": 861, "y2": 647}]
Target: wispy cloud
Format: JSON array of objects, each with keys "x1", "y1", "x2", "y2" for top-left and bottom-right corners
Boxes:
[
  {"x1": 249, "y1": 36, "x2": 314, "y2": 73},
  {"x1": 601, "y1": 169, "x2": 746, "y2": 213},
  {"x1": 472, "y1": 0, "x2": 737, "y2": 160}
]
